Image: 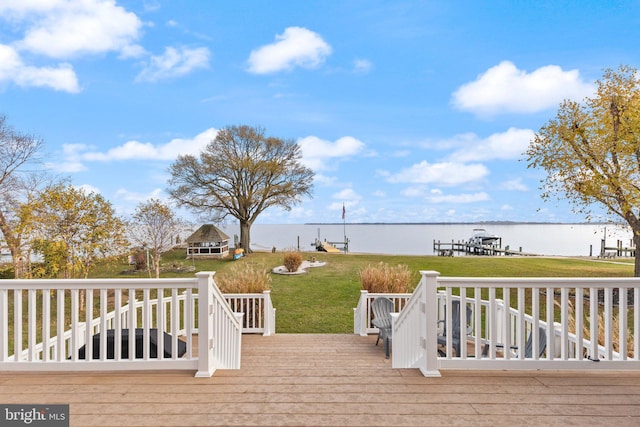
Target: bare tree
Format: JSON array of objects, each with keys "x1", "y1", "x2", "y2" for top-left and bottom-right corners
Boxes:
[
  {"x1": 128, "y1": 199, "x2": 187, "y2": 278},
  {"x1": 167, "y1": 125, "x2": 314, "y2": 252},
  {"x1": 0, "y1": 115, "x2": 45, "y2": 278}
]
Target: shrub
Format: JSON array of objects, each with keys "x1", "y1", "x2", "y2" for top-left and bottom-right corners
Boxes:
[
  {"x1": 359, "y1": 262, "x2": 413, "y2": 293},
  {"x1": 283, "y1": 251, "x2": 303, "y2": 272},
  {"x1": 215, "y1": 263, "x2": 271, "y2": 293}
]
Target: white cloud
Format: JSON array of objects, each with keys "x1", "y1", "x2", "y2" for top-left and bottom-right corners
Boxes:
[
  {"x1": 0, "y1": 0, "x2": 144, "y2": 91},
  {"x1": 0, "y1": 44, "x2": 80, "y2": 92},
  {"x1": 452, "y1": 61, "x2": 594, "y2": 115},
  {"x1": 313, "y1": 174, "x2": 338, "y2": 187},
  {"x1": 83, "y1": 128, "x2": 217, "y2": 162},
  {"x1": 136, "y1": 46, "x2": 210, "y2": 82},
  {"x1": 425, "y1": 191, "x2": 490, "y2": 204},
  {"x1": 6, "y1": 0, "x2": 143, "y2": 59},
  {"x1": 298, "y1": 135, "x2": 365, "y2": 171},
  {"x1": 353, "y1": 59, "x2": 372, "y2": 73},
  {"x1": 447, "y1": 127, "x2": 535, "y2": 162},
  {"x1": 388, "y1": 161, "x2": 489, "y2": 185},
  {"x1": 115, "y1": 188, "x2": 164, "y2": 203},
  {"x1": 77, "y1": 183, "x2": 101, "y2": 195},
  {"x1": 333, "y1": 188, "x2": 361, "y2": 201},
  {"x1": 500, "y1": 178, "x2": 528, "y2": 191},
  {"x1": 247, "y1": 27, "x2": 332, "y2": 74},
  {"x1": 401, "y1": 186, "x2": 427, "y2": 197}
]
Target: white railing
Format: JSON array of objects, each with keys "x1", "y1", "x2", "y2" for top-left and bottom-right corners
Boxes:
[
  {"x1": 353, "y1": 290, "x2": 412, "y2": 336},
  {"x1": 0, "y1": 271, "x2": 244, "y2": 377},
  {"x1": 388, "y1": 271, "x2": 640, "y2": 376},
  {"x1": 222, "y1": 291, "x2": 275, "y2": 336}
]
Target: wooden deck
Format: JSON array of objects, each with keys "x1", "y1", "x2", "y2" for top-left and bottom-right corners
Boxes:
[{"x1": 1, "y1": 334, "x2": 640, "y2": 426}]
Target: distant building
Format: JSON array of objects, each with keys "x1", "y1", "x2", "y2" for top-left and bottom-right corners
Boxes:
[{"x1": 185, "y1": 224, "x2": 230, "y2": 259}]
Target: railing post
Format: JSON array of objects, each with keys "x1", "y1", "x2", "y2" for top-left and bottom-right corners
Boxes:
[
  {"x1": 263, "y1": 290, "x2": 275, "y2": 336},
  {"x1": 360, "y1": 290, "x2": 368, "y2": 336},
  {"x1": 195, "y1": 272, "x2": 216, "y2": 378},
  {"x1": 422, "y1": 270, "x2": 441, "y2": 377}
]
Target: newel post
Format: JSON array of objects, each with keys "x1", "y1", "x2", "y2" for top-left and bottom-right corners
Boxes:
[
  {"x1": 263, "y1": 290, "x2": 274, "y2": 336},
  {"x1": 422, "y1": 270, "x2": 441, "y2": 377},
  {"x1": 358, "y1": 290, "x2": 368, "y2": 336},
  {"x1": 195, "y1": 271, "x2": 216, "y2": 378}
]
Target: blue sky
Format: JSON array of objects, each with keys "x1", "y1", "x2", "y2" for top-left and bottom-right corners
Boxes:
[{"x1": 1, "y1": 1, "x2": 637, "y2": 224}]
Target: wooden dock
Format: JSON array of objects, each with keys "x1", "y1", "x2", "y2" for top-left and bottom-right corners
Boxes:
[
  {"x1": 1, "y1": 334, "x2": 640, "y2": 426},
  {"x1": 433, "y1": 240, "x2": 537, "y2": 256}
]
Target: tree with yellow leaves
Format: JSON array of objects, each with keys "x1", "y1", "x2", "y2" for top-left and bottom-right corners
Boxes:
[{"x1": 527, "y1": 65, "x2": 640, "y2": 275}]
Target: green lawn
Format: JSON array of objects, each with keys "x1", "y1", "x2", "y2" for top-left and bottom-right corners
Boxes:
[{"x1": 91, "y1": 250, "x2": 634, "y2": 333}]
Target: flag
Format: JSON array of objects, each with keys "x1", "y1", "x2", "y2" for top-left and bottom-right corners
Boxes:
[{"x1": 342, "y1": 203, "x2": 345, "y2": 220}]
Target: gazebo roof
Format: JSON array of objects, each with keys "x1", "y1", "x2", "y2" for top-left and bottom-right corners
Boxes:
[{"x1": 185, "y1": 224, "x2": 230, "y2": 244}]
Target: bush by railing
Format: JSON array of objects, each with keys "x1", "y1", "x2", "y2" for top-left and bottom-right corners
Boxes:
[
  {"x1": 283, "y1": 251, "x2": 303, "y2": 273},
  {"x1": 215, "y1": 263, "x2": 271, "y2": 293},
  {"x1": 359, "y1": 262, "x2": 414, "y2": 293}
]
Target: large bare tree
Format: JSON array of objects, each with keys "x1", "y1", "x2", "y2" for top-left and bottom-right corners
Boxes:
[
  {"x1": 0, "y1": 115, "x2": 44, "y2": 278},
  {"x1": 527, "y1": 65, "x2": 640, "y2": 275},
  {"x1": 167, "y1": 125, "x2": 314, "y2": 252}
]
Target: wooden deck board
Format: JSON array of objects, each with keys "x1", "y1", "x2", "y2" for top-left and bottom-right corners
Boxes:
[{"x1": 1, "y1": 334, "x2": 640, "y2": 426}]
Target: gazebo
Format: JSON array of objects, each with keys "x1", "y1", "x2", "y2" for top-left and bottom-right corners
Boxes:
[{"x1": 185, "y1": 224, "x2": 230, "y2": 259}]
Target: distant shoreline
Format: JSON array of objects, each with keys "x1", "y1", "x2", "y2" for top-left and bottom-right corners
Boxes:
[{"x1": 303, "y1": 221, "x2": 622, "y2": 226}]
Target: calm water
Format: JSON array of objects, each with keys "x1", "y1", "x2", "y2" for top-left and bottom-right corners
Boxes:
[{"x1": 219, "y1": 223, "x2": 634, "y2": 257}]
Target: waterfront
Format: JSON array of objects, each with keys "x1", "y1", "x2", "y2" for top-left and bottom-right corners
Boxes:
[{"x1": 219, "y1": 223, "x2": 634, "y2": 257}]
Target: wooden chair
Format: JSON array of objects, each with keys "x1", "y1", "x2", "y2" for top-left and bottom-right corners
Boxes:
[
  {"x1": 437, "y1": 300, "x2": 473, "y2": 357},
  {"x1": 371, "y1": 297, "x2": 394, "y2": 358}
]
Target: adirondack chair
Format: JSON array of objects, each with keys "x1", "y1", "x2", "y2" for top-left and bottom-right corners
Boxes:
[
  {"x1": 437, "y1": 300, "x2": 473, "y2": 357},
  {"x1": 371, "y1": 297, "x2": 394, "y2": 359},
  {"x1": 482, "y1": 326, "x2": 547, "y2": 358}
]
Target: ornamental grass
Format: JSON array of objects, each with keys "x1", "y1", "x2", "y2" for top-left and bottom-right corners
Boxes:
[
  {"x1": 564, "y1": 299, "x2": 634, "y2": 358},
  {"x1": 283, "y1": 251, "x2": 303, "y2": 272},
  {"x1": 215, "y1": 262, "x2": 271, "y2": 293},
  {"x1": 359, "y1": 262, "x2": 413, "y2": 293}
]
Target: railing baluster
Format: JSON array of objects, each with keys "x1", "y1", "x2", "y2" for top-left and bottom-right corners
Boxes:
[
  {"x1": 517, "y1": 288, "x2": 525, "y2": 359},
  {"x1": 43, "y1": 289, "x2": 50, "y2": 362},
  {"x1": 70, "y1": 289, "x2": 79, "y2": 362},
  {"x1": 619, "y1": 287, "x2": 628, "y2": 360},
  {"x1": 503, "y1": 287, "x2": 511, "y2": 360},
  {"x1": 128, "y1": 288, "x2": 136, "y2": 360},
  {"x1": 28, "y1": 289, "x2": 36, "y2": 362},
  {"x1": 114, "y1": 289, "x2": 122, "y2": 361},
  {"x1": 560, "y1": 288, "x2": 568, "y2": 360},
  {"x1": 589, "y1": 287, "x2": 598, "y2": 361},
  {"x1": 575, "y1": 287, "x2": 584, "y2": 361},
  {"x1": 157, "y1": 287, "x2": 164, "y2": 361},
  {"x1": 604, "y1": 287, "x2": 613, "y2": 360},
  {"x1": 546, "y1": 286, "x2": 554, "y2": 360},
  {"x1": 532, "y1": 288, "x2": 540, "y2": 360}
]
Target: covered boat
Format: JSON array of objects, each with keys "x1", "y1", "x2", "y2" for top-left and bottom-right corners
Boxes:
[{"x1": 468, "y1": 228, "x2": 500, "y2": 246}]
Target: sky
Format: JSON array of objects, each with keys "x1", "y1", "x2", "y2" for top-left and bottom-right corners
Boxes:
[{"x1": 1, "y1": 0, "x2": 639, "y2": 225}]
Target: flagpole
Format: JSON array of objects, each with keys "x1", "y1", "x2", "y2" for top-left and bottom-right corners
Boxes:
[{"x1": 342, "y1": 203, "x2": 347, "y2": 252}]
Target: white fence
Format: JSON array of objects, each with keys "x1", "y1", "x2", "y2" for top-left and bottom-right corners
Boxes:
[
  {"x1": 358, "y1": 271, "x2": 640, "y2": 376},
  {"x1": 0, "y1": 272, "x2": 258, "y2": 377}
]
